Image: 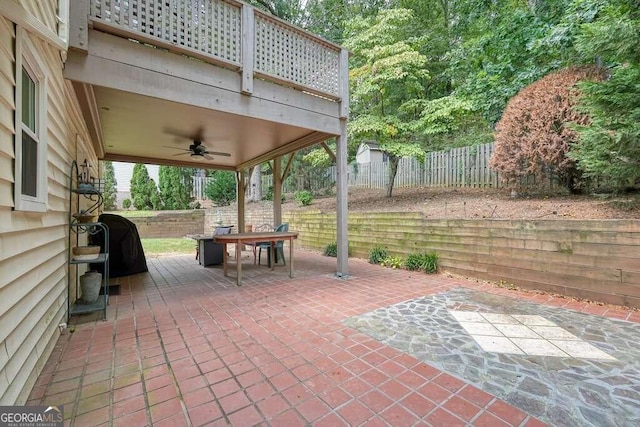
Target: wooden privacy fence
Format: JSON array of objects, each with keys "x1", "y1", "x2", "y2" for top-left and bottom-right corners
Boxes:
[
  {"x1": 349, "y1": 143, "x2": 499, "y2": 189},
  {"x1": 192, "y1": 143, "x2": 565, "y2": 199}
]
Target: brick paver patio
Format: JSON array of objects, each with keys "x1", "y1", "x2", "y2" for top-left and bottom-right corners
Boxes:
[{"x1": 28, "y1": 250, "x2": 639, "y2": 426}]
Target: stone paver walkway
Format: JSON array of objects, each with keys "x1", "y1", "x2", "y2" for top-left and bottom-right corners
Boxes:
[
  {"x1": 346, "y1": 288, "x2": 640, "y2": 427},
  {"x1": 27, "y1": 251, "x2": 639, "y2": 426}
]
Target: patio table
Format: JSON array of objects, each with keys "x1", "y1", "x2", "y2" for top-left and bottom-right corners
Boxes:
[{"x1": 214, "y1": 231, "x2": 299, "y2": 286}]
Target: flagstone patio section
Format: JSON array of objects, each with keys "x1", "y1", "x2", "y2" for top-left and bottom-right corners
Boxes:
[{"x1": 29, "y1": 251, "x2": 639, "y2": 426}]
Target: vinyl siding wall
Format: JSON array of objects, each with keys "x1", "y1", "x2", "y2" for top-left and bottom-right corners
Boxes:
[{"x1": 0, "y1": 4, "x2": 96, "y2": 404}]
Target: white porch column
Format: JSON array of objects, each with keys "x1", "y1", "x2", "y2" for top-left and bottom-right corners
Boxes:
[{"x1": 336, "y1": 119, "x2": 349, "y2": 277}]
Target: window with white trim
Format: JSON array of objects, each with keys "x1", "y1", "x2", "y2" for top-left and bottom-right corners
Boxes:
[{"x1": 14, "y1": 27, "x2": 48, "y2": 212}]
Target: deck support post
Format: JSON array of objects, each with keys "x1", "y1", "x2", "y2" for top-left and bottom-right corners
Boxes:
[
  {"x1": 336, "y1": 119, "x2": 349, "y2": 277},
  {"x1": 273, "y1": 157, "x2": 282, "y2": 226},
  {"x1": 236, "y1": 170, "x2": 246, "y2": 233}
]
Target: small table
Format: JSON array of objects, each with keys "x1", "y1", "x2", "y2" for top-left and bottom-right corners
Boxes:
[{"x1": 214, "y1": 231, "x2": 299, "y2": 286}]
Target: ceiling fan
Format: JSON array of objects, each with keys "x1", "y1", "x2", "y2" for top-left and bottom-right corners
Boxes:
[{"x1": 163, "y1": 128, "x2": 231, "y2": 160}]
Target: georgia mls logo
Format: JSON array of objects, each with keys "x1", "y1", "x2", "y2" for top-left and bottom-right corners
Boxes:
[{"x1": 0, "y1": 405, "x2": 63, "y2": 427}]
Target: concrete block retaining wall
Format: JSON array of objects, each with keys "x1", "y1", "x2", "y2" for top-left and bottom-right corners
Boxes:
[
  {"x1": 127, "y1": 207, "x2": 640, "y2": 308},
  {"x1": 284, "y1": 210, "x2": 640, "y2": 308},
  {"x1": 123, "y1": 210, "x2": 205, "y2": 238}
]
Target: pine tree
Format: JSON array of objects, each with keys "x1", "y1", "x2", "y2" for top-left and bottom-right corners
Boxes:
[
  {"x1": 205, "y1": 170, "x2": 236, "y2": 206},
  {"x1": 158, "y1": 166, "x2": 195, "y2": 210},
  {"x1": 130, "y1": 164, "x2": 160, "y2": 210},
  {"x1": 101, "y1": 161, "x2": 117, "y2": 210}
]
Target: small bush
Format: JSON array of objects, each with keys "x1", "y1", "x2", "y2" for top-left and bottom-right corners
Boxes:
[
  {"x1": 263, "y1": 186, "x2": 286, "y2": 203},
  {"x1": 323, "y1": 242, "x2": 337, "y2": 257},
  {"x1": 294, "y1": 190, "x2": 313, "y2": 206},
  {"x1": 406, "y1": 251, "x2": 439, "y2": 274},
  {"x1": 122, "y1": 199, "x2": 131, "y2": 209},
  {"x1": 323, "y1": 241, "x2": 352, "y2": 257},
  {"x1": 369, "y1": 246, "x2": 388, "y2": 264},
  {"x1": 380, "y1": 256, "x2": 403, "y2": 269}
]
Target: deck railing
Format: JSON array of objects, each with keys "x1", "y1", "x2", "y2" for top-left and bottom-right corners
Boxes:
[{"x1": 87, "y1": 0, "x2": 343, "y2": 99}]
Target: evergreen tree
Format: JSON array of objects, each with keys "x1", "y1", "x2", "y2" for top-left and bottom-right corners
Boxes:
[
  {"x1": 205, "y1": 171, "x2": 236, "y2": 206},
  {"x1": 130, "y1": 164, "x2": 160, "y2": 210},
  {"x1": 569, "y1": 1, "x2": 640, "y2": 190},
  {"x1": 101, "y1": 161, "x2": 117, "y2": 210},
  {"x1": 159, "y1": 166, "x2": 196, "y2": 210}
]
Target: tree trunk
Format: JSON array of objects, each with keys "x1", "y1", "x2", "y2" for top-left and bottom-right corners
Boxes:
[
  {"x1": 386, "y1": 156, "x2": 399, "y2": 198},
  {"x1": 248, "y1": 166, "x2": 262, "y2": 202}
]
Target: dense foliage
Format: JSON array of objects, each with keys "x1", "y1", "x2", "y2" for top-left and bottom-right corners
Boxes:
[
  {"x1": 491, "y1": 66, "x2": 606, "y2": 193},
  {"x1": 101, "y1": 161, "x2": 117, "y2": 210},
  {"x1": 204, "y1": 171, "x2": 236, "y2": 206},
  {"x1": 130, "y1": 164, "x2": 161, "y2": 210},
  {"x1": 159, "y1": 166, "x2": 196, "y2": 210},
  {"x1": 569, "y1": 2, "x2": 640, "y2": 190},
  {"x1": 210, "y1": 1, "x2": 640, "y2": 195}
]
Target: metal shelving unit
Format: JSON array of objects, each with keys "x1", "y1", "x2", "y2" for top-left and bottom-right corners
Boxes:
[{"x1": 67, "y1": 160, "x2": 110, "y2": 321}]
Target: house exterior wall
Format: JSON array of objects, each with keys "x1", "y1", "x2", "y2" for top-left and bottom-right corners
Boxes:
[{"x1": 0, "y1": 5, "x2": 95, "y2": 404}]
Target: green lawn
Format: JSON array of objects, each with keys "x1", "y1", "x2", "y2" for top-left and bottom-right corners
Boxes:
[{"x1": 141, "y1": 238, "x2": 195, "y2": 255}]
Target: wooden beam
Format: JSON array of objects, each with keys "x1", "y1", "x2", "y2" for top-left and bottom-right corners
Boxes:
[
  {"x1": 71, "y1": 82, "x2": 104, "y2": 158},
  {"x1": 0, "y1": 0, "x2": 67, "y2": 51},
  {"x1": 236, "y1": 131, "x2": 333, "y2": 171},
  {"x1": 68, "y1": 0, "x2": 88, "y2": 52},
  {"x1": 281, "y1": 153, "x2": 296, "y2": 182},
  {"x1": 63, "y1": 40, "x2": 342, "y2": 134},
  {"x1": 104, "y1": 153, "x2": 236, "y2": 170},
  {"x1": 336, "y1": 119, "x2": 349, "y2": 277},
  {"x1": 236, "y1": 171, "x2": 246, "y2": 233},
  {"x1": 273, "y1": 157, "x2": 282, "y2": 226},
  {"x1": 321, "y1": 141, "x2": 336, "y2": 163},
  {"x1": 339, "y1": 49, "x2": 350, "y2": 119},
  {"x1": 240, "y1": 4, "x2": 254, "y2": 95}
]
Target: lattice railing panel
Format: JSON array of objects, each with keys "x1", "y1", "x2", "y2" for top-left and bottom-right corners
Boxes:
[
  {"x1": 90, "y1": 0, "x2": 241, "y2": 64},
  {"x1": 254, "y1": 15, "x2": 340, "y2": 97}
]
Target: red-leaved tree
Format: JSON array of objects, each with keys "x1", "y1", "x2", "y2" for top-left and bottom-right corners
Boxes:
[{"x1": 490, "y1": 65, "x2": 607, "y2": 193}]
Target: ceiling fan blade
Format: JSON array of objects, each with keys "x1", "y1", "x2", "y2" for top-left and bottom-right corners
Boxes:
[
  {"x1": 203, "y1": 153, "x2": 214, "y2": 160},
  {"x1": 163, "y1": 145, "x2": 190, "y2": 152},
  {"x1": 172, "y1": 152, "x2": 190, "y2": 156},
  {"x1": 164, "y1": 126, "x2": 206, "y2": 141},
  {"x1": 203, "y1": 150, "x2": 231, "y2": 157}
]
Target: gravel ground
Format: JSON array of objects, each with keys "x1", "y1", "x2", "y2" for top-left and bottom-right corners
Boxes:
[{"x1": 285, "y1": 187, "x2": 640, "y2": 220}]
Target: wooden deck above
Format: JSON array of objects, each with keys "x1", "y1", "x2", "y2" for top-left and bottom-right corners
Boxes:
[{"x1": 65, "y1": 0, "x2": 349, "y2": 170}]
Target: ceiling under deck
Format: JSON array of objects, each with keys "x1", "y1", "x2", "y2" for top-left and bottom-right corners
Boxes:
[{"x1": 87, "y1": 86, "x2": 330, "y2": 170}]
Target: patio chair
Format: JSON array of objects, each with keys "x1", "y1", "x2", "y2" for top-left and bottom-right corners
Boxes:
[
  {"x1": 258, "y1": 223, "x2": 289, "y2": 267},
  {"x1": 247, "y1": 223, "x2": 273, "y2": 264}
]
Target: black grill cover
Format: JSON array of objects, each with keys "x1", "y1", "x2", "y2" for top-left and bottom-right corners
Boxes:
[{"x1": 90, "y1": 214, "x2": 148, "y2": 278}]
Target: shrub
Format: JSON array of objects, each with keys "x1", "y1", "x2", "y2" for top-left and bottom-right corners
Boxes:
[
  {"x1": 263, "y1": 186, "x2": 285, "y2": 203},
  {"x1": 204, "y1": 171, "x2": 236, "y2": 206},
  {"x1": 406, "y1": 251, "x2": 439, "y2": 274},
  {"x1": 380, "y1": 256, "x2": 403, "y2": 269},
  {"x1": 323, "y1": 242, "x2": 337, "y2": 257},
  {"x1": 294, "y1": 190, "x2": 313, "y2": 206},
  {"x1": 490, "y1": 65, "x2": 607, "y2": 193},
  {"x1": 368, "y1": 246, "x2": 388, "y2": 264},
  {"x1": 323, "y1": 241, "x2": 352, "y2": 257},
  {"x1": 122, "y1": 199, "x2": 131, "y2": 209}
]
